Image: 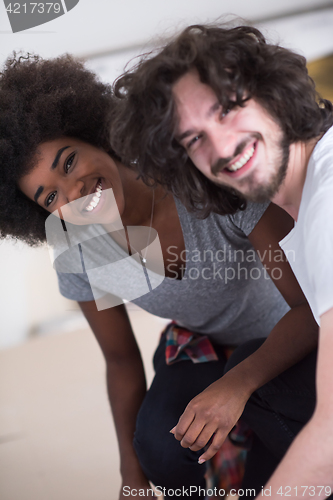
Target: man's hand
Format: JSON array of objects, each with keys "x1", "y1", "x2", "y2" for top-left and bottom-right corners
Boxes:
[{"x1": 170, "y1": 371, "x2": 251, "y2": 464}]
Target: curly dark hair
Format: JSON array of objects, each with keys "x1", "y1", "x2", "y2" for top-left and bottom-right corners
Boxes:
[
  {"x1": 111, "y1": 23, "x2": 333, "y2": 217},
  {"x1": 0, "y1": 53, "x2": 116, "y2": 245}
]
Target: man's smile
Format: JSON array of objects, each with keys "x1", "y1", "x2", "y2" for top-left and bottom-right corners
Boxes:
[
  {"x1": 225, "y1": 143, "x2": 256, "y2": 173},
  {"x1": 212, "y1": 141, "x2": 258, "y2": 179}
]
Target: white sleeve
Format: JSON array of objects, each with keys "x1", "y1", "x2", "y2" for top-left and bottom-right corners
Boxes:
[{"x1": 305, "y1": 187, "x2": 333, "y2": 318}]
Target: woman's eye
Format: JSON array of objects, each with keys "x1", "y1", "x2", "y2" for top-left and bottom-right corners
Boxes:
[
  {"x1": 65, "y1": 153, "x2": 75, "y2": 173},
  {"x1": 46, "y1": 191, "x2": 56, "y2": 207}
]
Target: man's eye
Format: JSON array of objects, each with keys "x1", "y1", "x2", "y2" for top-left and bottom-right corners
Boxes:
[
  {"x1": 187, "y1": 135, "x2": 202, "y2": 150},
  {"x1": 221, "y1": 108, "x2": 230, "y2": 119},
  {"x1": 221, "y1": 101, "x2": 236, "y2": 119},
  {"x1": 46, "y1": 191, "x2": 56, "y2": 207},
  {"x1": 65, "y1": 152, "x2": 75, "y2": 173}
]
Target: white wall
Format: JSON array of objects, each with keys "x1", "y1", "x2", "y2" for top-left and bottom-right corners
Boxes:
[
  {"x1": 0, "y1": 0, "x2": 330, "y2": 64},
  {"x1": 85, "y1": 7, "x2": 333, "y2": 89},
  {"x1": 0, "y1": 241, "x2": 78, "y2": 349}
]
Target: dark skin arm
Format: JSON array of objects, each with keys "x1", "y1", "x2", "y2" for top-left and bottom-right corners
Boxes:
[
  {"x1": 239, "y1": 203, "x2": 318, "y2": 391},
  {"x1": 171, "y1": 203, "x2": 318, "y2": 463},
  {"x1": 79, "y1": 300, "x2": 154, "y2": 499}
]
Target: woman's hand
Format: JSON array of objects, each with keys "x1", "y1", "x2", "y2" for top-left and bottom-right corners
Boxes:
[{"x1": 170, "y1": 370, "x2": 252, "y2": 464}]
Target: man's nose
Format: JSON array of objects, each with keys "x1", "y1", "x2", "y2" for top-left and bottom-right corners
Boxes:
[{"x1": 209, "y1": 125, "x2": 237, "y2": 164}]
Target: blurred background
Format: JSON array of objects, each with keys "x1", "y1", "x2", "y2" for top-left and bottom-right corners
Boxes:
[
  {"x1": 1, "y1": 1, "x2": 333, "y2": 499},
  {"x1": 1, "y1": 0, "x2": 333, "y2": 349}
]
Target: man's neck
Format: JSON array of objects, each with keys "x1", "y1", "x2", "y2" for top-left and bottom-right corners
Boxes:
[{"x1": 272, "y1": 137, "x2": 320, "y2": 221}]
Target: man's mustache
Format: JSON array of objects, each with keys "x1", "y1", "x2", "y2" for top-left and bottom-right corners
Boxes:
[{"x1": 211, "y1": 133, "x2": 262, "y2": 176}]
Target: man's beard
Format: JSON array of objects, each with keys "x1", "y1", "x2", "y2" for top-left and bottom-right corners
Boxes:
[
  {"x1": 239, "y1": 135, "x2": 290, "y2": 202},
  {"x1": 214, "y1": 133, "x2": 290, "y2": 203}
]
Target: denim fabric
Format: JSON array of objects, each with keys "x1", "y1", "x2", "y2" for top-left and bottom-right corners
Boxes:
[
  {"x1": 134, "y1": 336, "x2": 317, "y2": 498},
  {"x1": 134, "y1": 334, "x2": 228, "y2": 499},
  {"x1": 225, "y1": 339, "x2": 317, "y2": 493}
]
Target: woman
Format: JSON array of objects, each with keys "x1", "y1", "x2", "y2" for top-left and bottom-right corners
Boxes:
[{"x1": 0, "y1": 54, "x2": 318, "y2": 499}]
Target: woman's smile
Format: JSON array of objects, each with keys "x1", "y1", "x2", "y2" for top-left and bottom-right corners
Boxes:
[
  {"x1": 19, "y1": 137, "x2": 126, "y2": 226},
  {"x1": 84, "y1": 179, "x2": 103, "y2": 212}
]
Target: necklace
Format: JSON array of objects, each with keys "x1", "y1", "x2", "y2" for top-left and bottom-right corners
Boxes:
[
  {"x1": 123, "y1": 189, "x2": 155, "y2": 265},
  {"x1": 140, "y1": 188, "x2": 155, "y2": 264}
]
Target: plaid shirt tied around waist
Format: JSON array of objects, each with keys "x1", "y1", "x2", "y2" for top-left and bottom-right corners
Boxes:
[
  {"x1": 165, "y1": 322, "x2": 220, "y2": 364},
  {"x1": 163, "y1": 322, "x2": 253, "y2": 494}
]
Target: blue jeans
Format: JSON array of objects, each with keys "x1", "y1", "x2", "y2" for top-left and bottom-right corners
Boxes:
[
  {"x1": 134, "y1": 335, "x2": 317, "y2": 498},
  {"x1": 225, "y1": 339, "x2": 317, "y2": 490}
]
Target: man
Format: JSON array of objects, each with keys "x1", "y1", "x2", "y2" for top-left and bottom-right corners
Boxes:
[{"x1": 111, "y1": 25, "x2": 333, "y2": 495}]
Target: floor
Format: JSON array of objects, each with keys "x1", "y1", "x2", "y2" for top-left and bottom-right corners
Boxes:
[{"x1": 0, "y1": 305, "x2": 168, "y2": 500}]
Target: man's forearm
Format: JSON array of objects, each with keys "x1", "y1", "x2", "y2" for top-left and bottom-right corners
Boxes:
[
  {"x1": 262, "y1": 414, "x2": 333, "y2": 499},
  {"x1": 261, "y1": 309, "x2": 333, "y2": 497}
]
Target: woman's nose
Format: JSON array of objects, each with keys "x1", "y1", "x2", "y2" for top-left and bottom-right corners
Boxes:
[{"x1": 64, "y1": 178, "x2": 85, "y2": 204}]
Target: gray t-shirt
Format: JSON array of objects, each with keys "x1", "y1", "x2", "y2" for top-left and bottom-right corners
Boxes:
[{"x1": 56, "y1": 198, "x2": 289, "y2": 346}]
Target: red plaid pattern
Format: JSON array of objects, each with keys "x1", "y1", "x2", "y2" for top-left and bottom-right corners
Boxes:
[{"x1": 162, "y1": 322, "x2": 253, "y2": 496}]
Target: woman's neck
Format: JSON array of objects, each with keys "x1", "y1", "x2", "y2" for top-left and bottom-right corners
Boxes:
[{"x1": 117, "y1": 163, "x2": 154, "y2": 226}]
